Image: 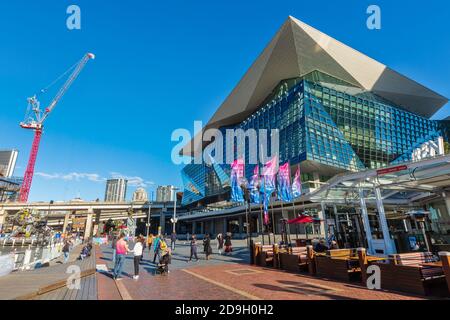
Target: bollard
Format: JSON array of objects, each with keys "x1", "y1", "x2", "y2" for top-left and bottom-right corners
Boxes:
[
  {"x1": 12, "y1": 239, "x2": 15, "y2": 247},
  {"x1": 22, "y1": 238, "x2": 25, "y2": 247},
  {"x1": 306, "y1": 245, "x2": 316, "y2": 275},
  {"x1": 357, "y1": 248, "x2": 368, "y2": 285},
  {"x1": 438, "y1": 252, "x2": 450, "y2": 293}
]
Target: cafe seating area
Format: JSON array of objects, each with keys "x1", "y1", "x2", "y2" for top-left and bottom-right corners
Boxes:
[{"x1": 252, "y1": 241, "x2": 450, "y2": 298}]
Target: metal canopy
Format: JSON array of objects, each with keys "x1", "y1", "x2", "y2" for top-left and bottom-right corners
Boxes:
[{"x1": 303, "y1": 154, "x2": 450, "y2": 205}]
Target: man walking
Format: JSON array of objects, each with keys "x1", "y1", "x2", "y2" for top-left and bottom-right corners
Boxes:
[
  {"x1": 152, "y1": 235, "x2": 161, "y2": 264},
  {"x1": 188, "y1": 234, "x2": 199, "y2": 262},
  {"x1": 170, "y1": 232, "x2": 177, "y2": 251}
]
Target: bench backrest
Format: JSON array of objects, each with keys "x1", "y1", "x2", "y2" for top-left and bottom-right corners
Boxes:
[
  {"x1": 392, "y1": 252, "x2": 436, "y2": 266},
  {"x1": 327, "y1": 249, "x2": 354, "y2": 258},
  {"x1": 291, "y1": 247, "x2": 307, "y2": 254}
]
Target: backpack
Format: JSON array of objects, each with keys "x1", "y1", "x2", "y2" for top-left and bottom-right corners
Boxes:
[{"x1": 159, "y1": 239, "x2": 167, "y2": 250}]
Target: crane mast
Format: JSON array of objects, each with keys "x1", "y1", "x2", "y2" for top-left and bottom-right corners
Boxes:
[{"x1": 18, "y1": 53, "x2": 95, "y2": 203}]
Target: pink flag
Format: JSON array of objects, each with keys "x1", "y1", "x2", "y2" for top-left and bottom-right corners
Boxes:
[
  {"x1": 262, "y1": 154, "x2": 279, "y2": 176},
  {"x1": 231, "y1": 158, "x2": 245, "y2": 180}
]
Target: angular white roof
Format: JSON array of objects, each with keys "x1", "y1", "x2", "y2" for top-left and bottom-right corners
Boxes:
[{"x1": 182, "y1": 16, "x2": 448, "y2": 156}]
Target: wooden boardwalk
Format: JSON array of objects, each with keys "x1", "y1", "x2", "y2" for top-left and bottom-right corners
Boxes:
[
  {"x1": 0, "y1": 246, "x2": 96, "y2": 300},
  {"x1": 33, "y1": 274, "x2": 97, "y2": 300}
]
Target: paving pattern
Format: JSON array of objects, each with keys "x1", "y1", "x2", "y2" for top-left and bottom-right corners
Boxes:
[{"x1": 96, "y1": 240, "x2": 426, "y2": 301}]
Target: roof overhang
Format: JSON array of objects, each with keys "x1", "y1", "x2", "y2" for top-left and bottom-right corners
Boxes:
[{"x1": 181, "y1": 16, "x2": 448, "y2": 157}]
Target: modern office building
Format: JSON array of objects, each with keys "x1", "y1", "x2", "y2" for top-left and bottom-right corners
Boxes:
[
  {"x1": 180, "y1": 16, "x2": 449, "y2": 208},
  {"x1": 156, "y1": 185, "x2": 176, "y2": 202},
  {"x1": 104, "y1": 178, "x2": 128, "y2": 202},
  {"x1": 0, "y1": 150, "x2": 18, "y2": 178}
]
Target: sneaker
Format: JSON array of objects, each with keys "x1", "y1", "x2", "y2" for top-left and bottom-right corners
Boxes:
[{"x1": 116, "y1": 277, "x2": 123, "y2": 281}]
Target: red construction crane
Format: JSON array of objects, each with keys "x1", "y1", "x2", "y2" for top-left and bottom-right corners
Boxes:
[{"x1": 18, "y1": 53, "x2": 95, "y2": 203}]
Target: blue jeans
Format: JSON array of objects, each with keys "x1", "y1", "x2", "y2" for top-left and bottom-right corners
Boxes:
[
  {"x1": 63, "y1": 251, "x2": 69, "y2": 263},
  {"x1": 112, "y1": 249, "x2": 117, "y2": 264},
  {"x1": 113, "y1": 254, "x2": 126, "y2": 279}
]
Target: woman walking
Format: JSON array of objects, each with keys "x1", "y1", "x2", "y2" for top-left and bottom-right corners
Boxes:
[
  {"x1": 216, "y1": 233, "x2": 224, "y2": 255},
  {"x1": 203, "y1": 233, "x2": 212, "y2": 260},
  {"x1": 188, "y1": 234, "x2": 199, "y2": 262},
  {"x1": 133, "y1": 236, "x2": 144, "y2": 280},
  {"x1": 113, "y1": 233, "x2": 131, "y2": 280},
  {"x1": 224, "y1": 232, "x2": 233, "y2": 255}
]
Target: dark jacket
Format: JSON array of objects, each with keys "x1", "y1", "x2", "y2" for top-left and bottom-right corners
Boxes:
[{"x1": 203, "y1": 237, "x2": 212, "y2": 255}]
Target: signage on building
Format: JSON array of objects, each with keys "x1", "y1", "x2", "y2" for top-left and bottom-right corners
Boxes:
[
  {"x1": 377, "y1": 165, "x2": 408, "y2": 176},
  {"x1": 411, "y1": 136, "x2": 444, "y2": 161},
  {"x1": 72, "y1": 218, "x2": 86, "y2": 229}
]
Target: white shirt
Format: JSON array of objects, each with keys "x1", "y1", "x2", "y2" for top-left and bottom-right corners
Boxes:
[{"x1": 133, "y1": 242, "x2": 143, "y2": 256}]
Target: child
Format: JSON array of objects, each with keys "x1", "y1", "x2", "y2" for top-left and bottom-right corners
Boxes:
[{"x1": 132, "y1": 237, "x2": 144, "y2": 280}]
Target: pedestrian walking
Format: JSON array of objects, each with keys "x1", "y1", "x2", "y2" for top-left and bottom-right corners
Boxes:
[
  {"x1": 170, "y1": 232, "x2": 177, "y2": 251},
  {"x1": 224, "y1": 232, "x2": 233, "y2": 255},
  {"x1": 113, "y1": 233, "x2": 131, "y2": 280},
  {"x1": 188, "y1": 234, "x2": 199, "y2": 262},
  {"x1": 203, "y1": 233, "x2": 212, "y2": 260},
  {"x1": 111, "y1": 234, "x2": 118, "y2": 264},
  {"x1": 152, "y1": 235, "x2": 161, "y2": 264},
  {"x1": 147, "y1": 233, "x2": 154, "y2": 253},
  {"x1": 216, "y1": 233, "x2": 224, "y2": 255},
  {"x1": 62, "y1": 239, "x2": 71, "y2": 263},
  {"x1": 132, "y1": 236, "x2": 144, "y2": 280}
]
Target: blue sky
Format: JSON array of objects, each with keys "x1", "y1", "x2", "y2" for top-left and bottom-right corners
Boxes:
[{"x1": 0, "y1": 0, "x2": 449, "y2": 202}]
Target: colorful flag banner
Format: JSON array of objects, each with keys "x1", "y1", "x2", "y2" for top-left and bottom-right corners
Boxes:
[
  {"x1": 277, "y1": 162, "x2": 293, "y2": 202},
  {"x1": 230, "y1": 159, "x2": 245, "y2": 202},
  {"x1": 261, "y1": 155, "x2": 278, "y2": 225},
  {"x1": 292, "y1": 165, "x2": 302, "y2": 199},
  {"x1": 249, "y1": 165, "x2": 261, "y2": 204}
]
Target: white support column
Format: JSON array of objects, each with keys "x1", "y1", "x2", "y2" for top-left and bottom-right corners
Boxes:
[
  {"x1": 62, "y1": 212, "x2": 70, "y2": 234},
  {"x1": 359, "y1": 188, "x2": 374, "y2": 255},
  {"x1": 84, "y1": 209, "x2": 94, "y2": 240},
  {"x1": 0, "y1": 209, "x2": 5, "y2": 233},
  {"x1": 319, "y1": 202, "x2": 328, "y2": 238},
  {"x1": 374, "y1": 187, "x2": 396, "y2": 255}
]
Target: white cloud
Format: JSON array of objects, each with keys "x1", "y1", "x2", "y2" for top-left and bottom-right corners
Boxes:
[
  {"x1": 35, "y1": 171, "x2": 154, "y2": 189},
  {"x1": 35, "y1": 172, "x2": 106, "y2": 183},
  {"x1": 110, "y1": 172, "x2": 155, "y2": 188}
]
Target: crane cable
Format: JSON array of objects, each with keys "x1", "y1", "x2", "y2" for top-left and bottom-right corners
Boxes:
[{"x1": 36, "y1": 57, "x2": 83, "y2": 97}]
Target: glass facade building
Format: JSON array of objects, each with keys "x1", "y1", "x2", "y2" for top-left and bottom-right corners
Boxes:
[
  {"x1": 180, "y1": 17, "x2": 448, "y2": 207},
  {"x1": 181, "y1": 71, "x2": 446, "y2": 206}
]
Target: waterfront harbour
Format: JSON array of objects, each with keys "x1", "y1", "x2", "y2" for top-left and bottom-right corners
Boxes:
[{"x1": 1, "y1": 1, "x2": 450, "y2": 312}]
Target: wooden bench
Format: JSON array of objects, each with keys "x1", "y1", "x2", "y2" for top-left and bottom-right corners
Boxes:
[
  {"x1": 255, "y1": 245, "x2": 275, "y2": 267},
  {"x1": 373, "y1": 252, "x2": 446, "y2": 296},
  {"x1": 315, "y1": 248, "x2": 361, "y2": 282},
  {"x1": 279, "y1": 247, "x2": 308, "y2": 273},
  {"x1": 439, "y1": 252, "x2": 450, "y2": 294}
]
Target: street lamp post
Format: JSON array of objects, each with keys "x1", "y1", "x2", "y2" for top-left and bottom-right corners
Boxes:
[
  {"x1": 172, "y1": 187, "x2": 179, "y2": 234},
  {"x1": 146, "y1": 201, "x2": 152, "y2": 239}
]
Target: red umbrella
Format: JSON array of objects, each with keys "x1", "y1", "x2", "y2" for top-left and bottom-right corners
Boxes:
[{"x1": 288, "y1": 215, "x2": 314, "y2": 224}]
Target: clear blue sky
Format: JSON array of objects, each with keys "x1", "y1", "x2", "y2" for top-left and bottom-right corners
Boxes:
[{"x1": 0, "y1": 0, "x2": 449, "y2": 202}]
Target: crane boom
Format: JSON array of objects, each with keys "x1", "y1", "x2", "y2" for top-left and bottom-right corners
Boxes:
[
  {"x1": 41, "y1": 53, "x2": 95, "y2": 123},
  {"x1": 18, "y1": 53, "x2": 95, "y2": 203}
]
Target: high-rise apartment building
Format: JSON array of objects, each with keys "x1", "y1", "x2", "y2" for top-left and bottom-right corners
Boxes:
[
  {"x1": 104, "y1": 178, "x2": 128, "y2": 202},
  {"x1": 0, "y1": 150, "x2": 18, "y2": 178},
  {"x1": 156, "y1": 185, "x2": 176, "y2": 202}
]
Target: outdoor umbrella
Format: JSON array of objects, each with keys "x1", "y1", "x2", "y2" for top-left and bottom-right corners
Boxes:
[
  {"x1": 287, "y1": 215, "x2": 314, "y2": 224},
  {"x1": 288, "y1": 215, "x2": 314, "y2": 243}
]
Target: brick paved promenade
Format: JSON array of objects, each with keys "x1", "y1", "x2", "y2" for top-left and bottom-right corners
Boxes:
[{"x1": 96, "y1": 240, "x2": 425, "y2": 300}]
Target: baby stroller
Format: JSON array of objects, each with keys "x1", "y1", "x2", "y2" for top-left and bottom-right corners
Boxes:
[{"x1": 156, "y1": 248, "x2": 171, "y2": 276}]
